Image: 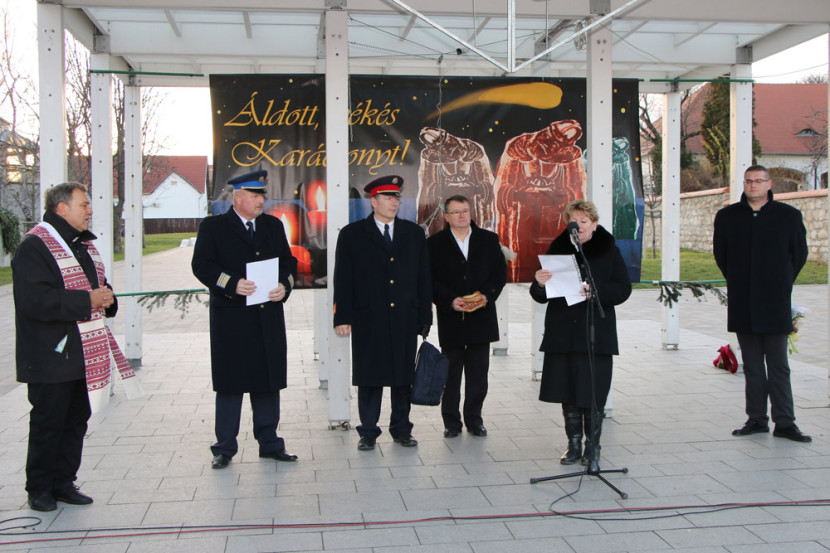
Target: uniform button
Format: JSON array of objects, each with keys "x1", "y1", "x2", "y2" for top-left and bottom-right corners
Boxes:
[
  {"x1": 390, "y1": 279, "x2": 395, "y2": 284},
  {"x1": 260, "y1": 304, "x2": 265, "y2": 309},
  {"x1": 390, "y1": 302, "x2": 395, "y2": 307},
  {"x1": 390, "y1": 257, "x2": 395, "y2": 262}
]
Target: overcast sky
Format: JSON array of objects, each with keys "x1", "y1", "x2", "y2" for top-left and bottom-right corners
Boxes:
[{"x1": 2, "y1": 0, "x2": 828, "y2": 159}]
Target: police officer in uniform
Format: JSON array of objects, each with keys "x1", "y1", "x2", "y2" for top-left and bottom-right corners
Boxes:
[
  {"x1": 192, "y1": 170, "x2": 299, "y2": 468},
  {"x1": 333, "y1": 176, "x2": 433, "y2": 451}
]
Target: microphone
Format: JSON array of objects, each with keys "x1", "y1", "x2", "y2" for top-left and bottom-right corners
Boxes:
[{"x1": 566, "y1": 221, "x2": 581, "y2": 243}]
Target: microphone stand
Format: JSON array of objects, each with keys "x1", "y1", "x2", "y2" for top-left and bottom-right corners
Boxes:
[{"x1": 530, "y1": 229, "x2": 629, "y2": 500}]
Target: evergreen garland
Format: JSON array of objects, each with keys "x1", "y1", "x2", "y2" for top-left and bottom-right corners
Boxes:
[
  {"x1": 654, "y1": 280, "x2": 727, "y2": 308},
  {"x1": 134, "y1": 289, "x2": 209, "y2": 318}
]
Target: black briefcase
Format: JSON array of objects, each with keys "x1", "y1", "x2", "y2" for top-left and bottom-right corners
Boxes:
[{"x1": 411, "y1": 339, "x2": 449, "y2": 406}]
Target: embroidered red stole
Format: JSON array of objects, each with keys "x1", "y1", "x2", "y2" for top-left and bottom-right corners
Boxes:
[{"x1": 28, "y1": 223, "x2": 142, "y2": 412}]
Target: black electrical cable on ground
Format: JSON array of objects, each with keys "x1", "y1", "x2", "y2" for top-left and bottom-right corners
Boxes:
[{"x1": 3, "y1": 500, "x2": 830, "y2": 546}]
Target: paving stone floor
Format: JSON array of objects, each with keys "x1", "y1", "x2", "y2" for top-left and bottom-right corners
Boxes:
[{"x1": 0, "y1": 245, "x2": 829, "y2": 552}]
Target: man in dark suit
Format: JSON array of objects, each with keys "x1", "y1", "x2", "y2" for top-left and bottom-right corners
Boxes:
[
  {"x1": 427, "y1": 195, "x2": 506, "y2": 438},
  {"x1": 333, "y1": 175, "x2": 433, "y2": 451},
  {"x1": 714, "y1": 164, "x2": 810, "y2": 442},
  {"x1": 192, "y1": 170, "x2": 299, "y2": 468}
]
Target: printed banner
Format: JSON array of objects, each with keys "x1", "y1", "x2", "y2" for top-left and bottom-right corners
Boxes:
[{"x1": 210, "y1": 75, "x2": 644, "y2": 287}]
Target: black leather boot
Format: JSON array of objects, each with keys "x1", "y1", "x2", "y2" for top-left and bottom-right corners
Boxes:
[
  {"x1": 581, "y1": 408, "x2": 604, "y2": 474},
  {"x1": 560, "y1": 404, "x2": 583, "y2": 465}
]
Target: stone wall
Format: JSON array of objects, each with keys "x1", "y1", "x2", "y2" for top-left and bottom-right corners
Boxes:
[{"x1": 643, "y1": 188, "x2": 828, "y2": 262}]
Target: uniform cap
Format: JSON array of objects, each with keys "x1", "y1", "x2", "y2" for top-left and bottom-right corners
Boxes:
[
  {"x1": 228, "y1": 170, "x2": 267, "y2": 193},
  {"x1": 364, "y1": 175, "x2": 403, "y2": 197}
]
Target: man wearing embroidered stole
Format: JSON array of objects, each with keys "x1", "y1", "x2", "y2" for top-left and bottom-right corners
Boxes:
[{"x1": 13, "y1": 183, "x2": 126, "y2": 512}]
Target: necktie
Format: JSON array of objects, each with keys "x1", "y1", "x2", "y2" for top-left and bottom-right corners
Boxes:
[
  {"x1": 246, "y1": 221, "x2": 255, "y2": 239},
  {"x1": 383, "y1": 224, "x2": 392, "y2": 246}
]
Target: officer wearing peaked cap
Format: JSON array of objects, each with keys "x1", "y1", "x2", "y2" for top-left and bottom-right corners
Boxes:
[
  {"x1": 333, "y1": 175, "x2": 433, "y2": 451},
  {"x1": 192, "y1": 169, "x2": 299, "y2": 469}
]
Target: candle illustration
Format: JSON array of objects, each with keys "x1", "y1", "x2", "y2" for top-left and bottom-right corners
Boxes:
[
  {"x1": 306, "y1": 181, "x2": 327, "y2": 246},
  {"x1": 266, "y1": 203, "x2": 313, "y2": 287}
]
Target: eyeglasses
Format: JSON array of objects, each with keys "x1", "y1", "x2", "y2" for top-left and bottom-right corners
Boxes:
[
  {"x1": 744, "y1": 178, "x2": 769, "y2": 185},
  {"x1": 446, "y1": 209, "x2": 471, "y2": 216}
]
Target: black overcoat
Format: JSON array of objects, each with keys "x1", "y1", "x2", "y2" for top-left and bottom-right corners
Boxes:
[
  {"x1": 333, "y1": 214, "x2": 433, "y2": 387},
  {"x1": 713, "y1": 190, "x2": 807, "y2": 334},
  {"x1": 427, "y1": 223, "x2": 506, "y2": 347},
  {"x1": 192, "y1": 209, "x2": 298, "y2": 393},
  {"x1": 529, "y1": 225, "x2": 631, "y2": 355},
  {"x1": 13, "y1": 211, "x2": 117, "y2": 384}
]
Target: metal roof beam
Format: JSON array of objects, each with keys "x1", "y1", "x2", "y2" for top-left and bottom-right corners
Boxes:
[
  {"x1": 243, "y1": 10, "x2": 253, "y2": 39},
  {"x1": 750, "y1": 24, "x2": 829, "y2": 62},
  {"x1": 674, "y1": 22, "x2": 717, "y2": 48},
  {"x1": 400, "y1": 14, "x2": 416, "y2": 41},
  {"x1": 468, "y1": 16, "x2": 491, "y2": 45},
  {"x1": 63, "y1": 7, "x2": 99, "y2": 50},
  {"x1": 385, "y1": 0, "x2": 509, "y2": 72},
  {"x1": 515, "y1": 0, "x2": 649, "y2": 73},
  {"x1": 164, "y1": 9, "x2": 182, "y2": 37}
]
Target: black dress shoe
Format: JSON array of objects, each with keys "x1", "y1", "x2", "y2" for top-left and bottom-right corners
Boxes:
[
  {"x1": 28, "y1": 491, "x2": 56, "y2": 512},
  {"x1": 393, "y1": 434, "x2": 418, "y2": 447},
  {"x1": 260, "y1": 449, "x2": 298, "y2": 462},
  {"x1": 443, "y1": 428, "x2": 460, "y2": 438},
  {"x1": 732, "y1": 419, "x2": 769, "y2": 436},
  {"x1": 212, "y1": 454, "x2": 231, "y2": 469},
  {"x1": 358, "y1": 436, "x2": 376, "y2": 450},
  {"x1": 467, "y1": 425, "x2": 488, "y2": 437},
  {"x1": 53, "y1": 485, "x2": 93, "y2": 505},
  {"x1": 773, "y1": 424, "x2": 812, "y2": 443}
]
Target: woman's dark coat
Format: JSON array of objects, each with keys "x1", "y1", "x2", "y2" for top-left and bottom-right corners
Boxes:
[
  {"x1": 191, "y1": 209, "x2": 298, "y2": 394},
  {"x1": 529, "y1": 225, "x2": 631, "y2": 356},
  {"x1": 333, "y1": 215, "x2": 433, "y2": 387},
  {"x1": 13, "y1": 210, "x2": 117, "y2": 384},
  {"x1": 713, "y1": 190, "x2": 807, "y2": 334},
  {"x1": 427, "y1": 223, "x2": 506, "y2": 347}
]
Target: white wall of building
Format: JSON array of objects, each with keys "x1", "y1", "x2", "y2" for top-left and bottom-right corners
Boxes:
[
  {"x1": 758, "y1": 153, "x2": 828, "y2": 190},
  {"x1": 142, "y1": 172, "x2": 207, "y2": 219}
]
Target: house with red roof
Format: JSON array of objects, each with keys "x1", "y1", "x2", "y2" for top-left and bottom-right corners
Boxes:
[
  {"x1": 142, "y1": 155, "x2": 208, "y2": 221},
  {"x1": 644, "y1": 83, "x2": 828, "y2": 190},
  {"x1": 753, "y1": 84, "x2": 828, "y2": 189}
]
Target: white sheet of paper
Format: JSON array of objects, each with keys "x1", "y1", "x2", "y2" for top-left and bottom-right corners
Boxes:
[
  {"x1": 538, "y1": 254, "x2": 582, "y2": 300},
  {"x1": 565, "y1": 290, "x2": 587, "y2": 306},
  {"x1": 246, "y1": 257, "x2": 279, "y2": 306}
]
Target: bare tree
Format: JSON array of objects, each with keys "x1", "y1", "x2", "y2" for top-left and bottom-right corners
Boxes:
[
  {"x1": 799, "y1": 109, "x2": 829, "y2": 189},
  {"x1": 642, "y1": 174, "x2": 660, "y2": 259},
  {"x1": 798, "y1": 73, "x2": 828, "y2": 84},
  {"x1": 111, "y1": 82, "x2": 170, "y2": 252},
  {"x1": 65, "y1": 35, "x2": 92, "y2": 186},
  {"x1": 0, "y1": 9, "x2": 40, "y2": 223},
  {"x1": 63, "y1": 32, "x2": 170, "y2": 253},
  {"x1": 638, "y1": 88, "x2": 702, "y2": 186}
]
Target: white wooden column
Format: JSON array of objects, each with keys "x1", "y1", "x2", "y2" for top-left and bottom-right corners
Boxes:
[
  {"x1": 89, "y1": 54, "x2": 114, "y2": 276},
  {"x1": 586, "y1": 25, "x2": 613, "y2": 223},
  {"x1": 325, "y1": 8, "x2": 351, "y2": 427},
  {"x1": 37, "y1": 3, "x2": 66, "y2": 198},
  {"x1": 729, "y1": 65, "x2": 753, "y2": 204},
  {"x1": 531, "y1": 300, "x2": 544, "y2": 381},
  {"x1": 587, "y1": 24, "x2": 615, "y2": 411},
  {"x1": 492, "y1": 289, "x2": 508, "y2": 356},
  {"x1": 314, "y1": 288, "x2": 330, "y2": 387},
  {"x1": 124, "y1": 85, "x2": 144, "y2": 362},
  {"x1": 825, "y1": 30, "x2": 829, "y2": 404},
  {"x1": 661, "y1": 91, "x2": 681, "y2": 349}
]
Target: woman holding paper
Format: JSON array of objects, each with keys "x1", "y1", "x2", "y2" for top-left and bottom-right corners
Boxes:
[{"x1": 530, "y1": 200, "x2": 631, "y2": 472}]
